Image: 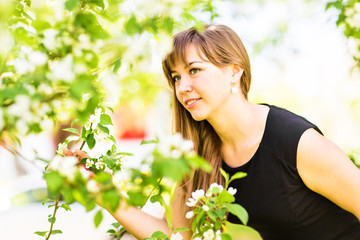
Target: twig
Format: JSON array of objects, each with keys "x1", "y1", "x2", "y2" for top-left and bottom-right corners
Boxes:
[
  {"x1": 45, "y1": 194, "x2": 61, "y2": 240},
  {"x1": 0, "y1": 140, "x2": 44, "y2": 171}
]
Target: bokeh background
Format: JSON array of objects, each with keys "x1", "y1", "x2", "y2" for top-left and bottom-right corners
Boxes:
[{"x1": 0, "y1": 0, "x2": 359, "y2": 239}]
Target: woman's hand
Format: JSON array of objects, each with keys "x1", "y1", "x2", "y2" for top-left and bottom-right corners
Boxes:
[{"x1": 63, "y1": 148, "x2": 90, "y2": 160}]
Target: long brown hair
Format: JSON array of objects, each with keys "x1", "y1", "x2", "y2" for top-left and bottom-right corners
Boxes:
[{"x1": 162, "y1": 24, "x2": 252, "y2": 202}]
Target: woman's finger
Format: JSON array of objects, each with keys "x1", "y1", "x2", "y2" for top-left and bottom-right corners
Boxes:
[
  {"x1": 74, "y1": 149, "x2": 91, "y2": 159},
  {"x1": 63, "y1": 148, "x2": 75, "y2": 156}
]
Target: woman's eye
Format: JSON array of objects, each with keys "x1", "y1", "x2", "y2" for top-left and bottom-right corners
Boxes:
[
  {"x1": 173, "y1": 75, "x2": 181, "y2": 82},
  {"x1": 190, "y1": 68, "x2": 200, "y2": 75}
]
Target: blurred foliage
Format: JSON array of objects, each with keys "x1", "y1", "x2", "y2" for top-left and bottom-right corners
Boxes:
[
  {"x1": 326, "y1": 0, "x2": 360, "y2": 69},
  {"x1": 0, "y1": 0, "x2": 223, "y2": 145}
]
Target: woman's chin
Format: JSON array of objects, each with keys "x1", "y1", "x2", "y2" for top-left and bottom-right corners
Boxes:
[{"x1": 190, "y1": 113, "x2": 206, "y2": 122}]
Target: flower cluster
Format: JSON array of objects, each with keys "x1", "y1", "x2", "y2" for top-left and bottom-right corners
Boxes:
[
  {"x1": 156, "y1": 133, "x2": 194, "y2": 159},
  {"x1": 47, "y1": 155, "x2": 78, "y2": 182},
  {"x1": 183, "y1": 170, "x2": 248, "y2": 240}
]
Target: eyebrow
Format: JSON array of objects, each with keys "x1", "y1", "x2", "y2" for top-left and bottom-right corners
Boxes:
[{"x1": 170, "y1": 61, "x2": 204, "y2": 75}]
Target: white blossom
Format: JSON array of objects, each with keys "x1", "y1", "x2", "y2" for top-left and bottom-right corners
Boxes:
[
  {"x1": 85, "y1": 159, "x2": 94, "y2": 169},
  {"x1": 86, "y1": 180, "x2": 100, "y2": 193},
  {"x1": 193, "y1": 237, "x2": 202, "y2": 240},
  {"x1": 43, "y1": 29, "x2": 58, "y2": 50},
  {"x1": 48, "y1": 155, "x2": 78, "y2": 182},
  {"x1": 38, "y1": 83, "x2": 53, "y2": 95},
  {"x1": 59, "y1": 156, "x2": 78, "y2": 181},
  {"x1": 48, "y1": 55, "x2": 75, "y2": 82},
  {"x1": 208, "y1": 183, "x2": 224, "y2": 194},
  {"x1": 15, "y1": 119, "x2": 29, "y2": 135},
  {"x1": 56, "y1": 142, "x2": 67, "y2": 155},
  {"x1": 40, "y1": 118, "x2": 53, "y2": 130},
  {"x1": 74, "y1": 63, "x2": 87, "y2": 74},
  {"x1": 185, "y1": 211, "x2": 194, "y2": 219},
  {"x1": 84, "y1": 122, "x2": 91, "y2": 131},
  {"x1": 8, "y1": 58, "x2": 35, "y2": 74},
  {"x1": 215, "y1": 230, "x2": 221, "y2": 240},
  {"x1": 79, "y1": 166, "x2": 91, "y2": 179},
  {"x1": 186, "y1": 197, "x2": 197, "y2": 207},
  {"x1": 88, "y1": 111, "x2": 101, "y2": 129},
  {"x1": 170, "y1": 149, "x2": 182, "y2": 159},
  {"x1": 228, "y1": 187, "x2": 237, "y2": 195},
  {"x1": 170, "y1": 232, "x2": 183, "y2": 240},
  {"x1": 202, "y1": 205, "x2": 209, "y2": 211},
  {"x1": 82, "y1": 93, "x2": 91, "y2": 101},
  {"x1": 95, "y1": 161, "x2": 106, "y2": 170},
  {"x1": 203, "y1": 229, "x2": 214, "y2": 240},
  {"x1": 180, "y1": 140, "x2": 194, "y2": 153},
  {"x1": 28, "y1": 51, "x2": 48, "y2": 66},
  {"x1": 192, "y1": 189, "x2": 205, "y2": 200}
]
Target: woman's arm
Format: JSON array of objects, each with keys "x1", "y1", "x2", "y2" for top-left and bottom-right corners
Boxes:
[
  {"x1": 105, "y1": 199, "x2": 170, "y2": 239},
  {"x1": 67, "y1": 149, "x2": 192, "y2": 239},
  {"x1": 105, "y1": 186, "x2": 192, "y2": 239},
  {"x1": 297, "y1": 128, "x2": 360, "y2": 220}
]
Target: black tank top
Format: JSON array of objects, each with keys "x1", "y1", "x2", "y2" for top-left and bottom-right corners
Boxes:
[{"x1": 222, "y1": 104, "x2": 360, "y2": 240}]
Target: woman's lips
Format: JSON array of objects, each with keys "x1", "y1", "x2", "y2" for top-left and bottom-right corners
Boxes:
[{"x1": 185, "y1": 98, "x2": 201, "y2": 108}]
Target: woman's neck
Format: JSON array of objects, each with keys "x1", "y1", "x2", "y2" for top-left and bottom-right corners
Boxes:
[{"x1": 206, "y1": 97, "x2": 269, "y2": 159}]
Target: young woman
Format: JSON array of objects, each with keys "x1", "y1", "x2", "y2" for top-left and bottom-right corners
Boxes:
[
  {"x1": 73, "y1": 24, "x2": 360, "y2": 239},
  {"x1": 161, "y1": 24, "x2": 360, "y2": 239}
]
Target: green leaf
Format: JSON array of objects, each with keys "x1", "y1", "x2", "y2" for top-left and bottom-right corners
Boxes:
[
  {"x1": 69, "y1": 78, "x2": 93, "y2": 100},
  {"x1": 102, "y1": 190, "x2": 121, "y2": 212},
  {"x1": 140, "y1": 139, "x2": 159, "y2": 145},
  {"x1": 125, "y1": 15, "x2": 142, "y2": 35},
  {"x1": 100, "y1": 114, "x2": 113, "y2": 125},
  {"x1": 65, "y1": 135, "x2": 80, "y2": 144},
  {"x1": 42, "y1": 198, "x2": 55, "y2": 206},
  {"x1": 48, "y1": 216, "x2": 56, "y2": 224},
  {"x1": 65, "y1": 0, "x2": 79, "y2": 10},
  {"x1": 106, "y1": 106, "x2": 115, "y2": 114},
  {"x1": 90, "y1": 0, "x2": 105, "y2": 9},
  {"x1": 220, "y1": 233, "x2": 232, "y2": 240},
  {"x1": 34, "y1": 231, "x2": 47, "y2": 237},
  {"x1": 32, "y1": 20, "x2": 51, "y2": 31},
  {"x1": 63, "y1": 128, "x2": 79, "y2": 134},
  {"x1": 44, "y1": 172, "x2": 64, "y2": 193},
  {"x1": 98, "y1": 124, "x2": 109, "y2": 134},
  {"x1": 111, "y1": 222, "x2": 121, "y2": 228},
  {"x1": 51, "y1": 230, "x2": 63, "y2": 235},
  {"x1": 94, "y1": 209, "x2": 103, "y2": 228},
  {"x1": 60, "y1": 203, "x2": 71, "y2": 211},
  {"x1": 229, "y1": 172, "x2": 247, "y2": 183},
  {"x1": 103, "y1": 156, "x2": 116, "y2": 168},
  {"x1": 174, "y1": 227, "x2": 189, "y2": 233},
  {"x1": 224, "y1": 203, "x2": 248, "y2": 225},
  {"x1": 151, "y1": 231, "x2": 167, "y2": 238},
  {"x1": 109, "y1": 135, "x2": 116, "y2": 144},
  {"x1": 86, "y1": 133, "x2": 96, "y2": 149},
  {"x1": 107, "y1": 229, "x2": 116, "y2": 233},
  {"x1": 71, "y1": 119, "x2": 80, "y2": 127},
  {"x1": 220, "y1": 168, "x2": 229, "y2": 185},
  {"x1": 75, "y1": 13, "x2": 110, "y2": 40},
  {"x1": 217, "y1": 191, "x2": 235, "y2": 203}
]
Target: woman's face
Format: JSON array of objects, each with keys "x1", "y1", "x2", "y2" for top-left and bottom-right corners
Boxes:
[{"x1": 171, "y1": 44, "x2": 236, "y2": 121}]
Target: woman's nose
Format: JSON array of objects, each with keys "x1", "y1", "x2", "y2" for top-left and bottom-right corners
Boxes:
[{"x1": 177, "y1": 77, "x2": 192, "y2": 93}]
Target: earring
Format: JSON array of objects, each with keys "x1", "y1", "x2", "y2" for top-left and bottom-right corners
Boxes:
[{"x1": 231, "y1": 86, "x2": 239, "y2": 94}]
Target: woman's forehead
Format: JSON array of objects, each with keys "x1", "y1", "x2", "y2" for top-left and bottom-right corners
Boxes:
[{"x1": 171, "y1": 44, "x2": 208, "y2": 69}]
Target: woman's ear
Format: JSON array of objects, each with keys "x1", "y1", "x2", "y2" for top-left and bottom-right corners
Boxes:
[{"x1": 231, "y1": 64, "x2": 244, "y2": 83}]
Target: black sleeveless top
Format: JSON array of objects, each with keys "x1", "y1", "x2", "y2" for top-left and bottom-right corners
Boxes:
[{"x1": 223, "y1": 104, "x2": 360, "y2": 240}]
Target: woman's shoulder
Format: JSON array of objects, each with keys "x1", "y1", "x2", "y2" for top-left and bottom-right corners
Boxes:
[
  {"x1": 260, "y1": 104, "x2": 323, "y2": 166},
  {"x1": 262, "y1": 104, "x2": 322, "y2": 137}
]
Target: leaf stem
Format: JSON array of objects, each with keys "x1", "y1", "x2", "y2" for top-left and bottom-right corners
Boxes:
[
  {"x1": 80, "y1": 141, "x2": 86, "y2": 150},
  {"x1": 45, "y1": 194, "x2": 60, "y2": 240}
]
